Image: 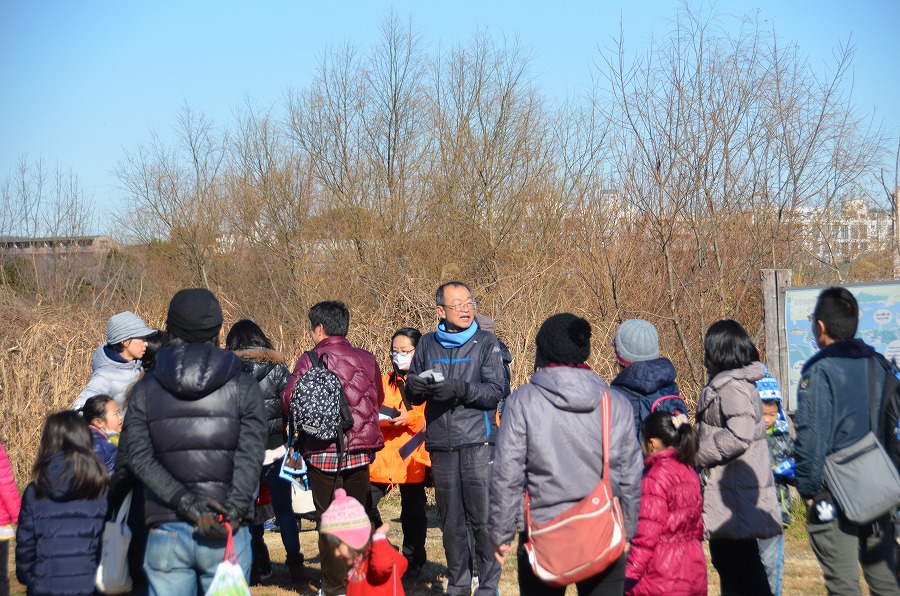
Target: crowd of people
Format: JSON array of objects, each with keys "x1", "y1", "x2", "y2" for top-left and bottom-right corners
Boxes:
[{"x1": 0, "y1": 282, "x2": 897, "y2": 596}]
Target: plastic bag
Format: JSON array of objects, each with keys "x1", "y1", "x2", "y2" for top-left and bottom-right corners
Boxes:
[
  {"x1": 96, "y1": 489, "x2": 133, "y2": 594},
  {"x1": 204, "y1": 521, "x2": 251, "y2": 596}
]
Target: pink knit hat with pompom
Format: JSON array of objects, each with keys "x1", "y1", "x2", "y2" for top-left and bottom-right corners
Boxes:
[{"x1": 320, "y1": 489, "x2": 372, "y2": 550}]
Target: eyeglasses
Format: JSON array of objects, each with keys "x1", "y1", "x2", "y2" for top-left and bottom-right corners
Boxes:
[
  {"x1": 443, "y1": 301, "x2": 478, "y2": 312},
  {"x1": 807, "y1": 314, "x2": 816, "y2": 323},
  {"x1": 390, "y1": 349, "x2": 415, "y2": 356}
]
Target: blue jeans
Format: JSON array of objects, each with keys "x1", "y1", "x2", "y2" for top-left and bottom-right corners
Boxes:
[
  {"x1": 263, "y1": 461, "x2": 302, "y2": 559},
  {"x1": 144, "y1": 521, "x2": 251, "y2": 596},
  {"x1": 759, "y1": 534, "x2": 784, "y2": 596}
]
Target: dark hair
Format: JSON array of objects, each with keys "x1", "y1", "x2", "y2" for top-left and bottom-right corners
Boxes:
[
  {"x1": 33, "y1": 411, "x2": 109, "y2": 499},
  {"x1": 82, "y1": 395, "x2": 114, "y2": 425},
  {"x1": 813, "y1": 286, "x2": 859, "y2": 341},
  {"x1": 107, "y1": 341, "x2": 127, "y2": 354},
  {"x1": 389, "y1": 327, "x2": 422, "y2": 384},
  {"x1": 226, "y1": 319, "x2": 273, "y2": 351},
  {"x1": 390, "y1": 327, "x2": 422, "y2": 350},
  {"x1": 142, "y1": 330, "x2": 163, "y2": 371},
  {"x1": 435, "y1": 281, "x2": 472, "y2": 306},
  {"x1": 641, "y1": 411, "x2": 699, "y2": 466},
  {"x1": 308, "y1": 301, "x2": 350, "y2": 337},
  {"x1": 703, "y1": 319, "x2": 760, "y2": 380}
]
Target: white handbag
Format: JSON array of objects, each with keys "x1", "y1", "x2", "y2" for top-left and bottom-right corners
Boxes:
[
  {"x1": 291, "y1": 482, "x2": 315, "y2": 515},
  {"x1": 95, "y1": 490, "x2": 133, "y2": 594}
]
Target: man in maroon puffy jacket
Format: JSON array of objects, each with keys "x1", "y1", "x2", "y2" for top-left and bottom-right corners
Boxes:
[{"x1": 281, "y1": 301, "x2": 384, "y2": 596}]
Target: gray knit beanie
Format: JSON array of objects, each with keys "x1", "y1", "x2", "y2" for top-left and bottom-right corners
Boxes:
[{"x1": 613, "y1": 319, "x2": 659, "y2": 366}]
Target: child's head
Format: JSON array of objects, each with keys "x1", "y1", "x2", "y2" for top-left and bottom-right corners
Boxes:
[
  {"x1": 640, "y1": 411, "x2": 699, "y2": 466},
  {"x1": 34, "y1": 411, "x2": 108, "y2": 499},
  {"x1": 613, "y1": 319, "x2": 659, "y2": 368},
  {"x1": 762, "y1": 401, "x2": 780, "y2": 430},
  {"x1": 320, "y1": 489, "x2": 372, "y2": 565},
  {"x1": 757, "y1": 372, "x2": 787, "y2": 433},
  {"x1": 82, "y1": 395, "x2": 123, "y2": 435}
]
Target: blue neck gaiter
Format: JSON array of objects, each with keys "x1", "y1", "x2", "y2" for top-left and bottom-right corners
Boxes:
[{"x1": 435, "y1": 319, "x2": 479, "y2": 349}]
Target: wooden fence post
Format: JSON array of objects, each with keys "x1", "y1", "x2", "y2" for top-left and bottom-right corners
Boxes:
[{"x1": 761, "y1": 268, "x2": 794, "y2": 410}]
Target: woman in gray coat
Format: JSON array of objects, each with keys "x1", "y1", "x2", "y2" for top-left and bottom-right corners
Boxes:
[
  {"x1": 696, "y1": 319, "x2": 782, "y2": 596},
  {"x1": 489, "y1": 313, "x2": 643, "y2": 596}
]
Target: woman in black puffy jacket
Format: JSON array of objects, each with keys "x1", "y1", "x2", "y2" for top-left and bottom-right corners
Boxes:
[{"x1": 226, "y1": 319, "x2": 306, "y2": 585}]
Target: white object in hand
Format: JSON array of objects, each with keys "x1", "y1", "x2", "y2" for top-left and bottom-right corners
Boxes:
[
  {"x1": 816, "y1": 500, "x2": 835, "y2": 522},
  {"x1": 418, "y1": 369, "x2": 445, "y2": 383}
]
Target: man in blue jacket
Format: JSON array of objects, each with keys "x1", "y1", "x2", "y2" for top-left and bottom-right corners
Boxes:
[
  {"x1": 794, "y1": 286, "x2": 900, "y2": 595},
  {"x1": 407, "y1": 281, "x2": 508, "y2": 596}
]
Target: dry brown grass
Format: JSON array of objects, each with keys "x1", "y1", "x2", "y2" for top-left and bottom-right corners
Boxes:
[{"x1": 6, "y1": 484, "x2": 882, "y2": 595}]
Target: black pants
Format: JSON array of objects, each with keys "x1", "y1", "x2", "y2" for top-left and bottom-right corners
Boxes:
[
  {"x1": 309, "y1": 464, "x2": 372, "y2": 596},
  {"x1": 709, "y1": 537, "x2": 774, "y2": 596},
  {"x1": 431, "y1": 446, "x2": 500, "y2": 596},
  {"x1": 0, "y1": 540, "x2": 9, "y2": 596},
  {"x1": 371, "y1": 481, "x2": 428, "y2": 567},
  {"x1": 516, "y1": 534, "x2": 626, "y2": 596}
]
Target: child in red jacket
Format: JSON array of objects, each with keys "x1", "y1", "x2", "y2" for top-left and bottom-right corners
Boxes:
[
  {"x1": 320, "y1": 488, "x2": 407, "y2": 596},
  {"x1": 626, "y1": 412, "x2": 707, "y2": 596},
  {"x1": 0, "y1": 440, "x2": 22, "y2": 596}
]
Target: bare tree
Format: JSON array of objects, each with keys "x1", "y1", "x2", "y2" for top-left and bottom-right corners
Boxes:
[{"x1": 117, "y1": 105, "x2": 229, "y2": 289}]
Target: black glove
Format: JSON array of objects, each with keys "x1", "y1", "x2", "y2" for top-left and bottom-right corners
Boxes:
[
  {"x1": 176, "y1": 493, "x2": 228, "y2": 539},
  {"x1": 196, "y1": 511, "x2": 229, "y2": 540},
  {"x1": 405, "y1": 373, "x2": 433, "y2": 400},
  {"x1": 223, "y1": 506, "x2": 243, "y2": 532},
  {"x1": 432, "y1": 378, "x2": 468, "y2": 402}
]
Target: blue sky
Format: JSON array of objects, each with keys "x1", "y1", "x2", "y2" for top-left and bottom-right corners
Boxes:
[{"x1": 2, "y1": 1, "x2": 898, "y2": 232}]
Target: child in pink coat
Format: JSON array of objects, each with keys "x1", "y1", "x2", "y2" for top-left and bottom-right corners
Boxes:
[
  {"x1": 319, "y1": 488, "x2": 407, "y2": 596},
  {"x1": 626, "y1": 412, "x2": 707, "y2": 596},
  {"x1": 0, "y1": 441, "x2": 22, "y2": 596}
]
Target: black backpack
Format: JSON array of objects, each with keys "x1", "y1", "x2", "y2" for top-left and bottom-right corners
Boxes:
[
  {"x1": 874, "y1": 353, "x2": 900, "y2": 473},
  {"x1": 288, "y1": 350, "x2": 354, "y2": 444}
]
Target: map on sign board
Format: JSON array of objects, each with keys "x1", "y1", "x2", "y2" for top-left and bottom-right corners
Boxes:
[{"x1": 784, "y1": 281, "x2": 900, "y2": 409}]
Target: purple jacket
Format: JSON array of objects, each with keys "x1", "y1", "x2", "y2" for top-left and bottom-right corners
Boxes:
[{"x1": 282, "y1": 336, "x2": 384, "y2": 455}]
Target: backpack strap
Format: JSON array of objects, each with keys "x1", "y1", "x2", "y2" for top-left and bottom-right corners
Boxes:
[
  {"x1": 871, "y1": 353, "x2": 897, "y2": 439},
  {"x1": 649, "y1": 394, "x2": 686, "y2": 414},
  {"x1": 600, "y1": 391, "x2": 611, "y2": 481},
  {"x1": 396, "y1": 376, "x2": 412, "y2": 411},
  {"x1": 307, "y1": 349, "x2": 324, "y2": 369}
]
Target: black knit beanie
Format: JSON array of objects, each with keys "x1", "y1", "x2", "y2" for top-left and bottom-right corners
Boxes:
[
  {"x1": 166, "y1": 288, "x2": 223, "y2": 343},
  {"x1": 534, "y1": 313, "x2": 592, "y2": 369}
]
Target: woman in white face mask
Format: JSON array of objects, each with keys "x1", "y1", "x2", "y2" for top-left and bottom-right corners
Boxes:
[
  {"x1": 369, "y1": 327, "x2": 430, "y2": 578},
  {"x1": 82, "y1": 394, "x2": 122, "y2": 475}
]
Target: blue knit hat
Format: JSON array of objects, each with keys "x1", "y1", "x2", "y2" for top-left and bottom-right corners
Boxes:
[{"x1": 757, "y1": 368, "x2": 788, "y2": 432}]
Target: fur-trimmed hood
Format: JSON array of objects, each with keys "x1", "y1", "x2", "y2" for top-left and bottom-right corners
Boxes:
[{"x1": 233, "y1": 346, "x2": 291, "y2": 451}]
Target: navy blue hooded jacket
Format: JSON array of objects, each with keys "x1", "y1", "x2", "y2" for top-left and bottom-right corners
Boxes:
[
  {"x1": 610, "y1": 357, "x2": 681, "y2": 437},
  {"x1": 794, "y1": 338, "x2": 886, "y2": 499},
  {"x1": 16, "y1": 454, "x2": 107, "y2": 596}
]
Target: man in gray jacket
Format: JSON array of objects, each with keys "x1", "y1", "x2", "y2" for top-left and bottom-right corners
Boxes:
[
  {"x1": 489, "y1": 312, "x2": 643, "y2": 593},
  {"x1": 407, "y1": 281, "x2": 508, "y2": 596}
]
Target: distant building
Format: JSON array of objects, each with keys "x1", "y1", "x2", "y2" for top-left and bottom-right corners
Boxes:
[
  {"x1": 0, "y1": 235, "x2": 124, "y2": 286},
  {"x1": 0, "y1": 235, "x2": 121, "y2": 256},
  {"x1": 799, "y1": 200, "x2": 893, "y2": 260}
]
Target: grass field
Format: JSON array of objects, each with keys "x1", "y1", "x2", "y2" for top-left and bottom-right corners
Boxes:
[{"x1": 6, "y1": 488, "x2": 875, "y2": 595}]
